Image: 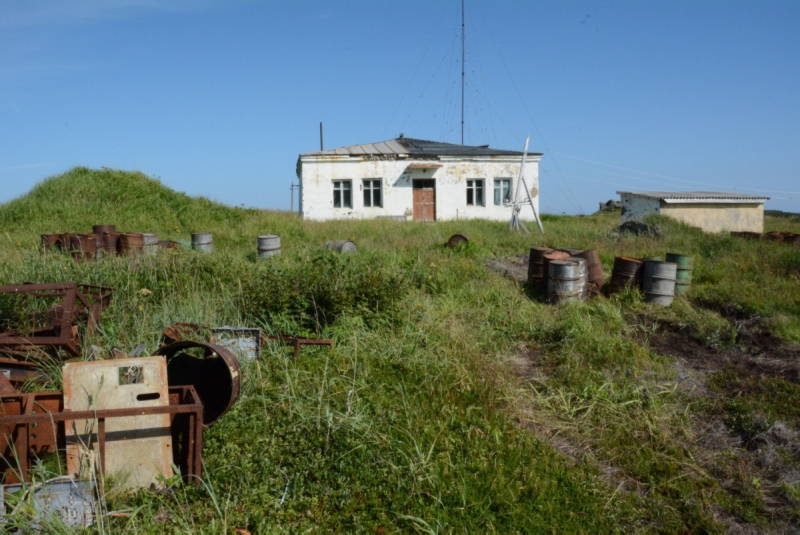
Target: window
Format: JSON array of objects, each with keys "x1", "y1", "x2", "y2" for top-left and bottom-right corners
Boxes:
[
  {"x1": 363, "y1": 179, "x2": 382, "y2": 207},
  {"x1": 333, "y1": 180, "x2": 352, "y2": 208},
  {"x1": 494, "y1": 178, "x2": 512, "y2": 205},
  {"x1": 466, "y1": 179, "x2": 485, "y2": 206}
]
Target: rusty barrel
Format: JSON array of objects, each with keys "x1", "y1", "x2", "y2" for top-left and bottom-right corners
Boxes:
[
  {"x1": 641, "y1": 260, "x2": 677, "y2": 306},
  {"x1": 257, "y1": 234, "x2": 281, "y2": 258},
  {"x1": 547, "y1": 258, "x2": 587, "y2": 304},
  {"x1": 558, "y1": 247, "x2": 584, "y2": 256},
  {"x1": 446, "y1": 233, "x2": 469, "y2": 248},
  {"x1": 527, "y1": 247, "x2": 553, "y2": 287},
  {"x1": 157, "y1": 341, "x2": 241, "y2": 426},
  {"x1": 575, "y1": 249, "x2": 604, "y2": 294},
  {"x1": 324, "y1": 240, "x2": 357, "y2": 254},
  {"x1": 609, "y1": 256, "x2": 643, "y2": 294},
  {"x1": 118, "y1": 233, "x2": 144, "y2": 257},
  {"x1": 192, "y1": 232, "x2": 213, "y2": 253},
  {"x1": 666, "y1": 252, "x2": 693, "y2": 295},
  {"x1": 142, "y1": 233, "x2": 159, "y2": 256},
  {"x1": 92, "y1": 225, "x2": 116, "y2": 234},
  {"x1": 159, "y1": 240, "x2": 180, "y2": 249},
  {"x1": 40, "y1": 233, "x2": 63, "y2": 251},
  {"x1": 66, "y1": 234, "x2": 97, "y2": 260}
]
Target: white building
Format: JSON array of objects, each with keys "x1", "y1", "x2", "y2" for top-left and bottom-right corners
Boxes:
[
  {"x1": 296, "y1": 137, "x2": 542, "y2": 221},
  {"x1": 618, "y1": 191, "x2": 770, "y2": 233}
]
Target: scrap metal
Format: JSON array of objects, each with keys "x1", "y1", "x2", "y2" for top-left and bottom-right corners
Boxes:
[
  {"x1": 1, "y1": 476, "x2": 97, "y2": 530},
  {"x1": 0, "y1": 283, "x2": 112, "y2": 357},
  {"x1": 0, "y1": 386, "x2": 203, "y2": 485}
]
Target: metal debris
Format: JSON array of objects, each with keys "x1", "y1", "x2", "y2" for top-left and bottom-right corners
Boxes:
[
  {"x1": 1, "y1": 476, "x2": 97, "y2": 530},
  {"x1": 212, "y1": 327, "x2": 261, "y2": 361},
  {"x1": 0, "y1": 385, "x2": 204, "y2": 485},
  {"x1": 0, "y1": 283, "x2": 112, "y2": 358}
]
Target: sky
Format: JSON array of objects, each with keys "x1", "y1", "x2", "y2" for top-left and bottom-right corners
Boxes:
[{"x1": 1, "y1": 0, "x2": 798, "y2": 214}]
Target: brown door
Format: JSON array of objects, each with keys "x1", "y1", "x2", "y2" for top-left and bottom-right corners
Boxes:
[{"x1": 413, "y1": 179, "x2": 436, "y2": 221}]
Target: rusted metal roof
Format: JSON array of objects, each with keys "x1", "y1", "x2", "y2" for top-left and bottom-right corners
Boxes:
[
  {"x1": 617, "y1": 191, "x2": 769, "y2": 202},
  {"x1": 302, "y1": 137, "x2": 542, "y2": 157}
]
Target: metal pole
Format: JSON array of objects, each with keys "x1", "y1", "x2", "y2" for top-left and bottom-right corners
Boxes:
[
  {"x1": 319, "y1": 122, "x2": 324, "y2": 151},
  {"x1": 290, "y1": 183, "x2": 294, "y2": 212},
  {"x1": 460, "y1": 0, "x2": 465, "y2": 145}
]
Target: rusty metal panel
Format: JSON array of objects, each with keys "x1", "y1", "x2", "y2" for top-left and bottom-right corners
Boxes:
[{"x1": 63, "y1": 357, "x2": 172, "y2": 490}]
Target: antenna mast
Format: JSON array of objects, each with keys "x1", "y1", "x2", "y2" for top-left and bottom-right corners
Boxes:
[{"x1": 460, "y1": 0, "x2": 465, "y2": 144}]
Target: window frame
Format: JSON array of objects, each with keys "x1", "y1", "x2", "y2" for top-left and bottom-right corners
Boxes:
[
  {"x1": 362, "y1": 178, "x2": 383, "y2": 208},
  {"x1": 494, "y1": 178, "x2": 512, "y2": 206},
  {"x1": 332, "y1": 180, "x2": 352, "y2": 208},
  {"x1": 466, "y1": 179, "x2": 485, "y2": 207}
]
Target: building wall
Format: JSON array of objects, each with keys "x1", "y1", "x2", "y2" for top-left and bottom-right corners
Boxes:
[
  {"x1": 619, "y1": 193, "x2": 765, "y2": 233},
  {"x1": 298, "y1": 155, "x2": 540, "y2": 222},
  {"x1": 620, "y1": 193, "x2": 661, "y2": 222},
  {"x1": 660, "y1": 203, "x2": 765, "y2": 233}
]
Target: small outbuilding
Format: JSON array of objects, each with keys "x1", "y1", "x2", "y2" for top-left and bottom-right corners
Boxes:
[
  {"x1": 296, "y1": 137, "x2": 542, "y2": 222},
  {"x1": 617, "y1": 191, "x2": 770, "y2": 233}
]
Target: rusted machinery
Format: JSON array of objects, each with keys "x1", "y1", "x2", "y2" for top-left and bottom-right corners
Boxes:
[
  {"x1": 0, "y1": 385, "x2": 204, "y2": 485},
  {"x1": 0, "y1": 283, "x2": 112, "y2": 359}
]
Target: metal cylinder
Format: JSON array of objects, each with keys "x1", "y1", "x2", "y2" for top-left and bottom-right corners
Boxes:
[
  {"x1": 666, "y1": 252, "x2": 693, "y2": 295},
  {"x1": 641, "y1": 260, "x2": 677, "y2": 306},
  {"x1": 40, "y1": 233, "x2": 63, "y2": 251},
  {"x1": 547, "y1": 258, "x2": 587, "y2": 304},
  {"x1": 527, "y1": 247, "x2": 552, "y2": 284},
  {"x1": 325, "y1": 240, "x2": 358, "y2": 253},
  {"x1": 575, "y1": 249, "x2": 604, "y2": 294},
  {"x1": 157, "y1": 341, "x2": 241, "y2": 426},
  {"x1": 257, "y1": 234, "x2": 281, "y2": 258},
  {"x1": 609, "y1": 256, "x2": 643, "y2": 294},
  {"x1": 118, "y1": 233, "x2": 144, "y2": 257},
  {"x1": 67, "y1": 234, "x2": 97, "y2": 261},
  {"x1": 142, "y1": 233, "x2": 159, "y2": 256},
  {"x1": 446, "y1": 233, "x2": 469, "y2": 248},
  {"x1": 191, "y1": 232, "x2": 213, "y2": 253}
]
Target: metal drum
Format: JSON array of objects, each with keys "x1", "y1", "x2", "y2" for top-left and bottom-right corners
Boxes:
[
  {"x1": 118, "y1": 233, "x2": 144, "y2": 257},
  {"x1": 257, "y1": 234, "x2": 281, "y2": 258},
  {"x1": 527, "y1": 247, "x2": 553, "y2": 287},
  {"x1": 547, "y1": 258, "x2": 587, "y2": 304},
  {"x1": 540, "y1": 250, "x2": 571, "y2": 294},
  {"x1": 325, "y1": 240, "x2": 358, "y2": 253},
  {"x1": 192, "y1": 233, "x2": 213, "y2": 253},
  {"x1": 609, "y1": 256, "x2": 643, "y2": 294},
  {"x1": 142, "y1": 233, "x2": 159, "y2": 256},
  {"x1": 666, "y1": 252, "x2": 693, "y2": 295},
  {"x1": 67, "y1": 234, "x2": 97, "y2": 261},
  {"x1": 41, "y1": 234, "x2": 63, "y2": 251},
  {"x1": 575, "y1": 249, "x2": 604, "y2": 295},
  {"x1": 446, "y1": 233, "x2": 469, "y2": 248},
  {"x1": 92, "y1": 225, "x2": 116, "y2": 235},
  {"x1": 641, "y1": 260, "x2": 677, "y2": 306}
]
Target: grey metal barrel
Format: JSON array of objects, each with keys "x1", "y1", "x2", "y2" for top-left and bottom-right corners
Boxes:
[
  {"x1": 257, "y1": 234, "x2": 281, "y2": 258},
  {"x1": 192, "y1": 233, "x2": 213, "y2": 253},
  {"x1": 325, "y1": 240, "x2": 358, "y2": 253},
  {"x1": 641, "y1": 260, "x2": 677, "y2": 306},
  {"x1": 547, "y1": 258, "x2": 587, "y2": 304},
  {"x1": 142, "y1": 233, "x2": 159, "y2": 256}
]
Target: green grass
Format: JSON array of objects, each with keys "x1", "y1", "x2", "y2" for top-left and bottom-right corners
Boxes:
[{"x1": 1, "y1": 167, "x2": 799, "y2": 532}]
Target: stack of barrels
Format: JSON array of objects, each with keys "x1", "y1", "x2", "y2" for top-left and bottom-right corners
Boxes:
[
  {"x1": 607, "y1": 251, "x2": 693, "y2": 306},
  {"x1": 41, "y1": 225, "x2": 181, "y2": 259},
  {"x1": 528, "y1": 246, "x2": 606, "y2": 304}
]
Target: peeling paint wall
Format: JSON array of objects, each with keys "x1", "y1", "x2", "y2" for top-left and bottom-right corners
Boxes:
[
  {"x1": 620, "y1": 194, "x2": 661, "y2": 222},
  {"x1": 660, "y1": 203, "x2": 765, "y2": 233},
  {"x1": 298, "y1": 155, "x2": 540, "y2": 221}
]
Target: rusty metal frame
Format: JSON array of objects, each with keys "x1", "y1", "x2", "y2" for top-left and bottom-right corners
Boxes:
[
  {"x1": 0, "y1": 386, "x2": 203, "y2": 486},
  {"x1": 264, "y1": 335, "x2": 333, "y2": 358},
  {"x1": 0, "y1": 283, "x2": 112, "y2": 357}
]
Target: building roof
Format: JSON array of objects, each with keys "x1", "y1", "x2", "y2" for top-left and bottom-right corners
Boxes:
[
  {"x1": 301, "y1": 137, "x2": 542, "y2": 157},
  {"x1": 617, "y1": 191, "x2": 769, "y2": 203}
]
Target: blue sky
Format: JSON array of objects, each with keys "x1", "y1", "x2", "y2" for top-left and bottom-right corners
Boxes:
[{"x1": 1, "y1": 0, "x2": 798, "y2": 213}]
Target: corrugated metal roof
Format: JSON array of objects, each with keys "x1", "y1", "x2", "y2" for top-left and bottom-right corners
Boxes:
[
  {"x1": 301, "y1": 137, "x2": 542, "y2": 157},
  {"x1": 617, "y1": 191, "x2": 769, "y2": 202}
]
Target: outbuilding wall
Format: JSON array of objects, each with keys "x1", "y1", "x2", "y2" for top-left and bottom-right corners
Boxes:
[
  {"x1": 660, "y1": 203, "x2": 765, "y2": 233},
  {"x1": 299, "y1": 155, "x2": 540, "y2": 222}
]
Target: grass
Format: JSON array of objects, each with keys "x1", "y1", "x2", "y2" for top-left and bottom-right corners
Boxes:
[{"x1": 0, "y1": 167, "x2": 798, "y2": 532}]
